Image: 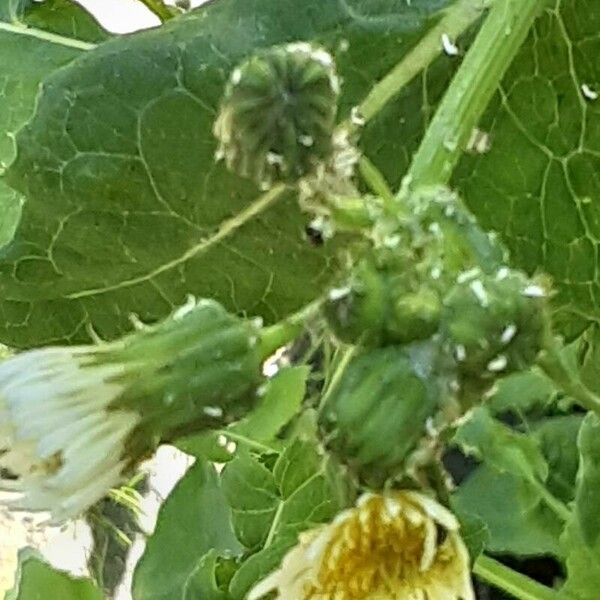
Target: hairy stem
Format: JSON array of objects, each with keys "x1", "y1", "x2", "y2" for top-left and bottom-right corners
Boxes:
[
  {"x1": 138, "y1": 0, "x2": 175, "y2": 22},
  {"x1": 405, "y1": 0, "x2": 546, "y2": 189},
  {"x1": 348, "y1": 0, "x2": 487, "y2": 131},
  {"x1": 474, "y1": 555, "x2": 563, "y2": 600}
]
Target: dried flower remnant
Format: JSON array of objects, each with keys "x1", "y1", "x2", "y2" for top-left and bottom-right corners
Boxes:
[{"x1": 249, "y1": 491, "x2": 474, "y2": 600}]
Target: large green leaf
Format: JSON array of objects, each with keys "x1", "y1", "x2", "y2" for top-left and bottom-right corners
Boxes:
[
  {"x1": 561, "y1": 413, "x2": 600, "y2": 599},
  {"x1": 0, "y1": 0, "x2": 453, "y2": 347},
  {"x1": 132, "y1": 460, "x2": 242, "y2": 600},
  {"x1": 5, "y1": 549, "x2": 102, "y2": 600},
  {"x1": 452, "y1": 465, "x2": 563, "y2": 558},
  {"x1": 454, "y1": 0, "x2": 600, "y2": 337},
  {"x1": 0, "y1": 0, "x2": 107, "y2": 248}
]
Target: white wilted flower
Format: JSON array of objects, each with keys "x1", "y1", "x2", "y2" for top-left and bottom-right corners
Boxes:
[
  {"x1": 249, "y1": 490, "x2": 474, "y2": 600},
  {"x1": 0, "y1": 299, "x2": 262, "y2": 523},
  {"x1": 0, "y1": 347, "x2": 138, "y2": 523}
]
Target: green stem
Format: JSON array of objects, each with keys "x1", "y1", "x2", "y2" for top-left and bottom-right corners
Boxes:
[
  {"x1": 318, "y1": 345, "x2": 358, "y2": 410},
  {"x1": 358, "y1": 156, "x2": 396, "y2": 208},
  {"x1": 530, "y1": 479, "x2": 571, "y2": 522},
  {"x1": 405, "y1": 0, "x2": 545, "y2": 189},
  {"x1": 348, "y1": 0, "x2": 487, "y2": 131},
  {"x1": 259, "y1": 299, "x2": 323, "y2": 360},
  {"x1": 537, "y1": 329, "x2": 600, "y2": 418},
  {"x1": 474, "y1": 555, "x2": 563, "y2": 600},
  {"x1": 138, "y1": 0, "x2": 175, "y2": 22}
]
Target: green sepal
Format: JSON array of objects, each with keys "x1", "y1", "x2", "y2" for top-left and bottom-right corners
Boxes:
[{"x1": 99, "y1": 299, "x2": 263, "y2": 446}]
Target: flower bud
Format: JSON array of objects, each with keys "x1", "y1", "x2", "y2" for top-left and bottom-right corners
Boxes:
[
  {"x1": 214, "y1": 42, "x2": 339, "y2": 189},
  {"x1": 386, "y1": 286, "x2": 442, "y2": 344},
  {"x1": 323, "y1": 260, "x2": 387, "y2": 345},
  {"x1": 0, "y1": 299, "x2": 262, "y2": 521},
  {"x1": 319, "y1": 346, "x2": 439, "y2": 484},
  {"x1": 442, "y1": 267, "x2": 547, "y2": 379}
]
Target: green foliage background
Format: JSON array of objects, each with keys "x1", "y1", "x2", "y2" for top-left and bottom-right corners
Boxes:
[{"x1": 2, "y1": 0, "x2": 600, "y2": 599}]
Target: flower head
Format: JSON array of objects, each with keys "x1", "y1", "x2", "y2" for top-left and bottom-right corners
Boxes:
[
  {"x1": 0, "y1": 299, "x2": 262, "y2": 522},
  {"x1": 0, "y1": 347, "x2": 138, "y2": 522},
  {"x1": 249, "y1": 490, "x2": 474, "y2": 600}
]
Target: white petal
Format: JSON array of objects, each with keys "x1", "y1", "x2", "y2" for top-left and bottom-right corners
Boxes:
[{"x1": 51, "y1": 462, "x2": 126, "y2": 522}]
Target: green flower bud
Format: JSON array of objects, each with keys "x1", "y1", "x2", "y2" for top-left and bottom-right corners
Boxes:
[
  {"x1": 323, "y1": 260, "x2": 387, "y2": 345},
  {"x1": 214, "y1": 42, "x2": 339, "y2": 189},
  {"x1": 319, "y1": 346, "x2": 439, "y2": 485},
  {"x1": 0, "y1": 299, "x2": 262, "y2": 521},
  {"x1": 385, "y1": 286, "x2": 442, "y2": 344},
  {"x1": 442, "y1": 268, "x2": 547, "y2": 379}
]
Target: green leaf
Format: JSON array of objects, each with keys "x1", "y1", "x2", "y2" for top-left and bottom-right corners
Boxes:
[
  {"x1": 453, "y1": 406, "x2": 548, "y2": 484},
  {"x1": 235, "y1": 366, "x2": 309, "y2": 442},
  {"x1": 487, "y1": 369, "x2": 556, "y2": 415},
  {"x1": 6, "y1": 549, "x2": 102, "y2": 600},
  {"x1": 454, "y1": 1, "x2": 600, "y2": 337},
  {"x1": 228, "y1": 535, "x2": 296, "y2": 600},
  {"x1": 452, "y1": 465, "x2": 563, "y2": 558},
  {"x1": 221, "y1": 438, "x2": 350, "y2": 598},
  {"x1": 0, "y1": 0, "x2": 108, "y2": 248},
  {"x1": 175, "y1": 366, "x2": 307, "y2": 460},
  {"x1": 452, "y1": 510, "x2": 490, "y2": 564},
  {"x1": 132, "y1": 460, "x2": 242, "y2": 600},
  {"x1": 221, "y1": 452, "x2": 279, "y2": 550},
  {"x1": 533, "y1": 414, "x2": 583, "y2": 503},
  {"x1": 561, "y1": 413, "x2": 600, "y2": 599},
  {"x1": 178, "y1": 550, "x2": 229, "y2": 600},
  {"x1": 0, "y1": 0, "x2": 453, "y2": 347}
]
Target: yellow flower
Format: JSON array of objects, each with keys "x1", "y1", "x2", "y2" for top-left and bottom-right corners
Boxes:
[{"x1": 249, "y1": 491, "x2": 474, "y2": 600}]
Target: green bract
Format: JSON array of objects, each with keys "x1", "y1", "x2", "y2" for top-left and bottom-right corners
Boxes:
[
  {"x1": 213, "y1": 42, "x2": 339, "y2": 189},
  {"x1": 323, "y1": 260, "x2": 387, "y2": 345},
  {"x1": 110, "y1": 298, "x2": 263, "y2": 438},
  {"x1": 319, "y1": 346, "x2": 439, "y2": 485},
  {"x1": 442, "y1": 268, "x2": 546, "y2": 380}
]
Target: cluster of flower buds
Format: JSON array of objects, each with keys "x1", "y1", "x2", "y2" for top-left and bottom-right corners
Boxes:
[
  {"x1": 319, "y1": 186, "x2": 550, "y2": 482},
  {"x1": 0, "y1": 299, "x2": 263, "y2": 521}
]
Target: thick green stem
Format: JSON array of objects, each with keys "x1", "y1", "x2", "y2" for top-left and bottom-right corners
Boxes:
[
  {"x1": 259, "y1": 300, "x2": 323, "y2": 360},
  {"x1": 537, "y1": 329, "x2": 600, "y2": 417},
  {"x1": 348, "y1": 0, "x2": 487, "y2": 131},
  {"x1": 474, "y1": 555, "x2": 563, "y2": 600},
  {"x1": 138, "y1": 0, "x2": 175, "y2": 22},
  {"x1": 405, "y1": 0, "x2": 546, "y2": 189}
]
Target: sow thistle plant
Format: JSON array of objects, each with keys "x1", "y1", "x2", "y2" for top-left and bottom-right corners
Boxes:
[{"x1": 2, "y1": 0, "x2": 600, "y2": 599}]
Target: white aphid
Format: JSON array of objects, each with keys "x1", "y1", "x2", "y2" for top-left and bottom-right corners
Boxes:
[
  {"x1": 500, "y1": 324, "x2": 517, "y2": 344},
  {"x1": 582, "y1": 84, "x2": 599, "y2": 101},
  {"x1": 441, "y1": 33, "x2": 459, "y2": 56},
  {"x1": 470, "y1": 280, "x2": 489, "y2": 306},
  {"x1": 487, "y1": 355, "x2": 508, "y2": 372}
]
